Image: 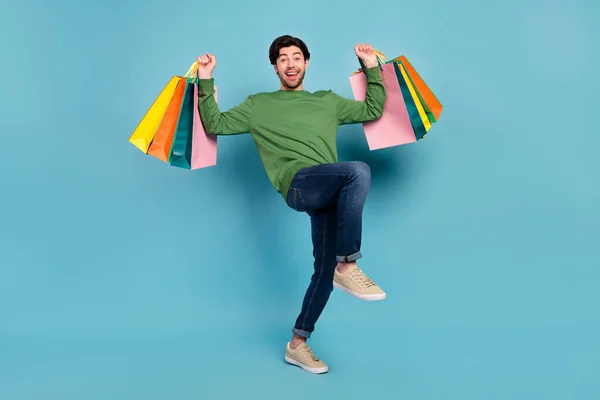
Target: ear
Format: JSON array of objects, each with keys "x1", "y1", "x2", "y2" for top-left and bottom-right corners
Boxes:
[
  {"x1": 305, "y1": 60, "x2": 309, "y2": 70},
  {"x1": 274, "y1": 65, "x2": 279, "y2": 74}
]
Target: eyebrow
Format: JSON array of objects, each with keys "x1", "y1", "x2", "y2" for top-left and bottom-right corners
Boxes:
[{"x1": 278, "y1": 52, "x2": 302, "y2": 58}]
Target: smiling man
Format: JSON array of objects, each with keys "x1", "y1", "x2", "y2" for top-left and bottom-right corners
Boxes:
[{"x1": 196, "y1": 35, "x2": 387, "y2": 374}]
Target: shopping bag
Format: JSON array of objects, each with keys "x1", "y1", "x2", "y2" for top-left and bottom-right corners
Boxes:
[
  {"x1": 350, "y1": 62, "x2": 416, "y2": 150},
  {"x1": 168, "y1": 78, "x2": 196, "y2": 169},
  {"x1": 147, "y1": 77, "x2": 187, "y2": 162},
  {"x1": 128, "y1": 76, "x2": 180, "y2": 153},
  {"x1": 129, "y1": 61, "x2": 218, "y2": 170},
  {"x1": 394, "y1": 61, "x2": 430, "y2": 140},
  {"x1": 394, "y1": 55, "x2": 443, "y2": 123},
  {"x1": 349, "y1": 49, "x2": 443, "y2": 149},
  {"x1": 190, "y1": 84, "x2": 218, "y2": 170}
]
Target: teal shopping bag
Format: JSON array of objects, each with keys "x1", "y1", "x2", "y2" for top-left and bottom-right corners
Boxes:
[
  {"x1": 169, "y1": 78, "x2": 196, "y2": 169},
  {"x1": 393, "y1": 62, "x2": 428, "y2": 140}
]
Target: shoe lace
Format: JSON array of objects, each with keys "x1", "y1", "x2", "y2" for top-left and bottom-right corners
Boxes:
[
  {"x1": 302, "y1": 345, "x2": 319, "y2": 361},
  {"x1": 350, "y1": 268, "x2": 376, "y2": 288}
]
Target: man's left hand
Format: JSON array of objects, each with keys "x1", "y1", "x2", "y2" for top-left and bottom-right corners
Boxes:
[{"x1": 354, "y1": 43, "x2": 378, "y2": 69}]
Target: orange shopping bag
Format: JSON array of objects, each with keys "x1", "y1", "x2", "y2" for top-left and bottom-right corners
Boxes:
[{"x1": 147, "y1": 78, "x2": 188, "y2": 162}]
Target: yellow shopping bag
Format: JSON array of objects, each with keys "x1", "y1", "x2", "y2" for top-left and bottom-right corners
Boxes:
[
  {"x1": 128, "y1": 60, "x2": 199, "y2": 154},
  {"x1": 128, "y1": 77, "x2": 180, "y2": 153}
]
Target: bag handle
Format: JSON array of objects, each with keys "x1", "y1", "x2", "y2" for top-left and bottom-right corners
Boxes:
[
  {"x1": 355, "y1": 48, "x2": 388, "y2": 74},
  {"x1": 183, "y1": 61, "x2": 200, "y2": 81}
]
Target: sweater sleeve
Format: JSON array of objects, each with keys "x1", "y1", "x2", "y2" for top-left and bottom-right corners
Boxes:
[
  {"x1": 334, "y1": 66, "x2": 386, "y2": 125},
  {"x1": 197, "y1": 78, "x2": 253, "y2": 135}
]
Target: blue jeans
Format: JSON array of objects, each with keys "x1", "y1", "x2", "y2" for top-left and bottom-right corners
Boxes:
[{"x1": 286, "y1": 161, "x2": 371, "y2": 338}]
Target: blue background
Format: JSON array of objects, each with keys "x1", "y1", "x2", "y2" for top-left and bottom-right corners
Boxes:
[{"x1": 1, "y1": 0, "x2": 599, "y2": 398}]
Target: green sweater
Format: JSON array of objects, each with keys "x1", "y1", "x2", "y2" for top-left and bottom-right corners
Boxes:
[{"x1": 197, "y1": 66, "x2": 386, "y2": 200}]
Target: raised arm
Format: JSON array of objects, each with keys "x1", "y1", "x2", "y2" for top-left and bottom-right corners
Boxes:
[
  {"x1": 335, "y1": 44, "x2": 386, "y2": 125},
  {"x1": 196, "y1": 53, "x2": 253, "y2": 135},
  {"x1": 335, "y1": 66, "x2": 385, "y2": 124}
]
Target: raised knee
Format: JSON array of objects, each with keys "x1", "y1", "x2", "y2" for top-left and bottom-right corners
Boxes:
[{"x1": 349, "y1": 161, "x2": 371, "y2": 182}]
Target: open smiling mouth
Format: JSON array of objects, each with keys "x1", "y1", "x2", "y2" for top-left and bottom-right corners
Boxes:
[{"x1": 285, "y1": 71, "x2": 299, "y2": 79}]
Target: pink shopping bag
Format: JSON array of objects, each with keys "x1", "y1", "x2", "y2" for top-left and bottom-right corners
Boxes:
[
  {"x1": 191, "y1": 85, "x2": 218, "y2": 169},
  {"x1": 349, "y1": 63, "x2": 415, "y2": 150}
]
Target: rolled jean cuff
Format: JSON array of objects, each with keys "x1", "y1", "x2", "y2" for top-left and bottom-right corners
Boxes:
[
  {"x1": 293, "y1": 328, "x2": 312, "y2": 339},
  {"x1": 336, "y1": 251, "x2": 362, "y2": 263}
]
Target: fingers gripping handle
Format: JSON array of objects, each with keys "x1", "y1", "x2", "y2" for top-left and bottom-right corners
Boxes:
[{"x1": 356, "y1": 47, "x2": 387, "y2": 72}]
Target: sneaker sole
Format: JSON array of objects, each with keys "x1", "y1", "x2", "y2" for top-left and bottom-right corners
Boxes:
[
  {"x1": 285, "y1": 355, "x2": 329, "y2": 374},
  {"x1": 333, "y1": 281, "x2": 386, "y2": 301}
]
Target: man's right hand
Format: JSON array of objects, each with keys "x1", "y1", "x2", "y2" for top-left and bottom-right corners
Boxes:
[{"x1": 197, "y1": 54, "x2": 216, "y2": 79}]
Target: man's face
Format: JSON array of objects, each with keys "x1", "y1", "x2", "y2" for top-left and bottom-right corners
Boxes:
[{"x1": 274, "y1": 45, "x2": 308, "y2": 90}]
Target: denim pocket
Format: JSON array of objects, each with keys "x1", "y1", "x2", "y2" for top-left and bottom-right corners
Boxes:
[{"x1": 290, "y1": 188, "x2": 306, "y2": 212}]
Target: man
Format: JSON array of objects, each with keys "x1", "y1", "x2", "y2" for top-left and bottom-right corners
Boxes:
[{"x1": 196, "y1": 35, "x2": 387, "y2": 374}]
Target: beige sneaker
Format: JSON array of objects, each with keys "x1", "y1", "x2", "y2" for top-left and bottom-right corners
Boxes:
[
  {"x1": 284, "y1": 342, "x2": 328, "y2": 374},
  {"x1": 333, "y1": 265, "x2": 386, "y2": 301}
]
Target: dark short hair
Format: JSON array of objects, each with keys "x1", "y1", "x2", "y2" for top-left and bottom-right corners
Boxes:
[{"x1": 269, "y1": 35, "x2": 311, "y2": 65}]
